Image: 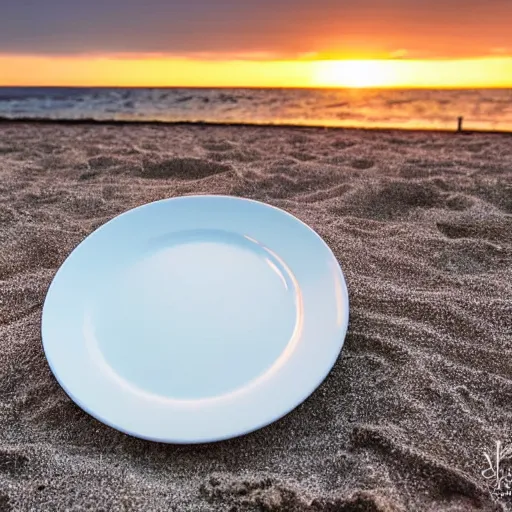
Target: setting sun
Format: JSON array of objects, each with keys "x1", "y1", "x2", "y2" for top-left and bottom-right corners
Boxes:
[
  {"x1": 311, "y1": 57, "x2": 512, "y2": 89},
  {"x1": 313, "y1": 60, "x2": 398, "y2": 88}
]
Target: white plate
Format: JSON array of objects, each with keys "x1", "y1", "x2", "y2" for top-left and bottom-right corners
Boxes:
[{"x1": 42, "y1": 195, "x2": 349, "y2": 443}]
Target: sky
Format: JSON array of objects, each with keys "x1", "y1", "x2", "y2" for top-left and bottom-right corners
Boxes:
[{"x1": 1, "y1": 0, "x2": 511, "y2": 87}]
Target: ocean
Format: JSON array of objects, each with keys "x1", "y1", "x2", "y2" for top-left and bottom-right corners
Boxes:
[{"x1": 0, "y1": 87, "x2": 511, "y2": 132}]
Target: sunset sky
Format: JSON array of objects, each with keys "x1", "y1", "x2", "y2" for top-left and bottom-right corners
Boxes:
[{"x1": 1, "y1": 0, "x2": 511, "y2": 88}]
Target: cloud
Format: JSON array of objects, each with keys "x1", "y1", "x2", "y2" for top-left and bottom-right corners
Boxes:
[
  {"x1": 1, "y1": 0, "x2": 511, "y2": 60},
  {"x1": 490, "y1": 47, "x2": 510, "y2": 55},
  {"x1": 389, "y1": 49, "x2": 409, "y2": 59}
]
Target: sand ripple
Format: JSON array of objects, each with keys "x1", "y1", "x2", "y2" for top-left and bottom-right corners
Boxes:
[{"x1": 0, "y1": 123, "x2": 511, "y2": 511}]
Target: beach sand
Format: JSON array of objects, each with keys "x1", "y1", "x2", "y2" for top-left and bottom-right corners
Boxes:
[{"x1": 0, "y1": 122, "x2": 511, "y2": 511}]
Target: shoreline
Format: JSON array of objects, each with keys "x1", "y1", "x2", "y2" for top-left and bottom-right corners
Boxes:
[{"x1": 1, "y1": 117, "x2": 512, "y2": 136}]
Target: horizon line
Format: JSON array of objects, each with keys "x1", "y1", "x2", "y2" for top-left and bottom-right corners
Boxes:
[{"x1": 2, "y1": 85, "x2": 512, "y2": 90}]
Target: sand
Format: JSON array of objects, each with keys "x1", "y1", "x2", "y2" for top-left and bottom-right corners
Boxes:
[{"x1": 0, "y1": 122, "x2": 511, "y2": 511}]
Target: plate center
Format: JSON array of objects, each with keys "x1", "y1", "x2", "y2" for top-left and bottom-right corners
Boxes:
[{"x1": 90, "y1": 230, "x2": 299, "y2": 400}]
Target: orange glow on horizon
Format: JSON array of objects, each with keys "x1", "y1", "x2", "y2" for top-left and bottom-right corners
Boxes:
[
  {"x1": 311, "y1": 58, "x2": 512, "y2": 88},
  {"x1": 1, "y1": 54, "x2": 511, "y2": 89}
]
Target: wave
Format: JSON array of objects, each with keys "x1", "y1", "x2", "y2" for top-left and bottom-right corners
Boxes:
[{"x1": 0, "y1": 87, "x2": 511, "y2": 132}]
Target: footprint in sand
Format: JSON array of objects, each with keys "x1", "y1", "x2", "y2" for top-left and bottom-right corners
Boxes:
[
  {"x1": 437, "y1": 219, "x2": 512, "y2": 244},
  {"x1": 334, "y1": 181, "x2": 444, "y2": 220},
  {"x1": 88, "y1": 155, "x2": 124, "y2": 170},
  {"x1": 436, "y1": 239, "x2": 510, "y2": 274},
  {"x1": 472, "y1": 181, "x2": 512, "y2": 214},
  {"x1": 331, "y1": 140, "x2": 357, "y2": 150},
  {"x1": 445, "y1": 194, "x2": 474, "y2": 211},
  {"x1": 201, "y1": 141, "x2": 234, "y2": 152},
  {"x1": 208, "y1": 149, "x2": 260, "y2": 163},
  {"x1": 350, "y1": 159, "x2": 375, "y2": 170},
  {"x1": 140, "y1": 157, "x2": 231, "y2": 179},
  {"x1": 288, "y1": 151, "x2": 317, "y2": 162},
  {"x1": 464, "y1": 142, "x2": 491, "y2": 153},
  {"x1": 0, "y1": 450, "x2": 28, "y2": 477}
]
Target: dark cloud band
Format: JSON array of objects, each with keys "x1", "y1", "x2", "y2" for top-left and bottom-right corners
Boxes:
[{"x1": 1, "y1": 0, "x2": 511, "y2": 58}]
